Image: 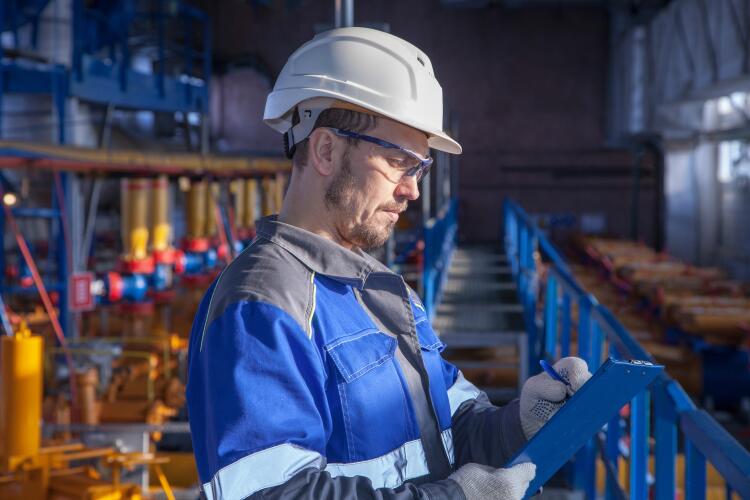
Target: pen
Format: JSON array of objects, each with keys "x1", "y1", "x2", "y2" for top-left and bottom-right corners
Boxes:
[{"x1": 539, "y1": 359, "x2": 572, "y2": 388}]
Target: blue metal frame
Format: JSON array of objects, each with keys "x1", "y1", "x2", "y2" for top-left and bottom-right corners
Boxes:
[
  {"x1": 504, "y1": 198, "x2": 750, "y2": 498},
  {"x1": 422, "y1": 197, "x2": 457, "y2": 319},
  {"x1": 71, "y1": 0, "x2": 210, "y2": 113},
  {"x1": 0, "y1": 1, "x2": 213, "y2": 339}
]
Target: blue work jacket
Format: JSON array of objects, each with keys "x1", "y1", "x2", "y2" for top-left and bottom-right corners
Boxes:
[{"x1": 186, "y1": 216, "x2": 527, "y2": 499}]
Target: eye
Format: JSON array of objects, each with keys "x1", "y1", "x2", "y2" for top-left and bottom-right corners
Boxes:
[{"x1": 387, "y1": 155, "x2": 418, "y2": 171}]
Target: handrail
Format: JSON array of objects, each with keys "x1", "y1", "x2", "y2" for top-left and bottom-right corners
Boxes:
[
  {"x1": 423, "y1": 197, "x2": 458, "y2": 320},
  {"x1": 504, "y1": 197, "x2": 750, "y2": 499}
]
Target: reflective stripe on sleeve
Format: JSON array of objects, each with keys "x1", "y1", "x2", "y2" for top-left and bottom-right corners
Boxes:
[
  {"x1": 441, "y1": 428, "x2": 455, "y2": 465},
  {"x1": 447, "y1": 371, "x2": 481, "y2": 416},
  {"x1": 325, "y1": 437, "x2": 429, "y2": 489},
  {"x1": 202, "y1": 443, "x2": 325, "y2": 500},
  {"x1": 203, "y1": 431, "x2": 458, "y2": 498}
]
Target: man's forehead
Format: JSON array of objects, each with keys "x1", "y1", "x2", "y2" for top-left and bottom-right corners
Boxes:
[{"x1": 373, "y1": 117, "x2": 430, "y2": 157}]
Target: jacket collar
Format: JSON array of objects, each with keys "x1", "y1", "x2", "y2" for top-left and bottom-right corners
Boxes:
[{"x1": 256, "y1": 216, "x2": 390, "y2": 289}]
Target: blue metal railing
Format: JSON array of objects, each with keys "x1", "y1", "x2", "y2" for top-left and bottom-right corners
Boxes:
[
  {"x1": 423, "y1": 197, "x2": 458, "y2": 320},
  {"x1": 504, "y1": 198, "x2": 750, "y2": 499}
]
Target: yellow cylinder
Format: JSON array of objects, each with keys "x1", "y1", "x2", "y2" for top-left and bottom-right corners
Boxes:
[
  {"x1": 244, "y1": 179, "x2": 258, "y2": 228},
  {"x1": 205, "y1": 182, "x2": 219, "y2": 237},
  {"x1": 274, "y1": 173, "x2": 286, "y2": 212},
  {"x1": 0, "y1": 323, "x2": 43, "y2": 466},
  {"x1": 120, "y1": 180, "x2": 130, "y2": 254},
  {"x1": 151, "y1": 175, "x2": 171, "y2": 252},
  {"x1": 187, "y1": 180, "x2": 207, "y2": 239},
  {"x1": 261, "y1": 177, "x2": 275, "y2": 216},
  {"x1": 76, "y1": 368, "x2": 99, "y2": 425},
  {"x1": 231, "y1": 180, "x2": 246, "y2": 231},
  {"x1": 128, "y1": 178, "x2": 150, "y2": 260}
]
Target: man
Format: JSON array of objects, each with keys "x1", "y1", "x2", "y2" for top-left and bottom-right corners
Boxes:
[{"x1": 187, "y1": 27, "x2": 591, "y2": 499}]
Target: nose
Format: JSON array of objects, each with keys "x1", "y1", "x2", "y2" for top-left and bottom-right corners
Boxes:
[{"x1": 395, "y1": 173, "x2": 420, "y2": 201}]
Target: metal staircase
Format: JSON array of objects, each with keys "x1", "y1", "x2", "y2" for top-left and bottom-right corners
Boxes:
[{"x1": 433, "y1": 245, "x2": 528, "y2": 403}]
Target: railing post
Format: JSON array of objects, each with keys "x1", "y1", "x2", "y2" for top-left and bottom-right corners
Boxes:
[
  {"x1": 578, "y1": 297, "x2": 592, "y2": 362},
  {"x1": 630, "y1": 389, "x2": 651, "y2": 500},
  {"x1": 574, "y1": 297, "x2": 596, "y2": 497},
  {"x1": 590, "y1": 319, "x2": 603, "y2": 370},
  {"x1": 685, "y1": 439, "x2": 706, "y2": 500},
  {"x1": 544, "y1": 273, "x2": 558, "y2": 360},
  {"x1": 605, "y1": 344, "x2": 622, "y2": 500},
  {"x1": 654, "y1": 381, "x2": 677, "y2": 500},
  {"x1": 560, "y1": 293, "x2": 571, "y2": 357},
  {"x1": 526, "y1": 234, "x2": 539, "y2": 374}
]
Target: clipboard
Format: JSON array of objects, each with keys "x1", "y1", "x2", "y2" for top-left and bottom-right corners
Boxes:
[{"x1": 506, "y1": 358, "x2": 664, "y2": 497}]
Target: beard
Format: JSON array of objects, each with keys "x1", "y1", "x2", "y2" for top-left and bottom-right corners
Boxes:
[{"x1": 324, "y1": 153, "x2": 399, "y2": 251}]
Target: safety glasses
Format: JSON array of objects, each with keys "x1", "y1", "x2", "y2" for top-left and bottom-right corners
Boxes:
[{"x1": 329, "y1": 128, "x2": 433, "y2": 182}]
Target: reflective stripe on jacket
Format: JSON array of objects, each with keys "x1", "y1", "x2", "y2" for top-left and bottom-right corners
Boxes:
[{"x1": 186, "y1": 216, "x2": 527, "y2": 500}]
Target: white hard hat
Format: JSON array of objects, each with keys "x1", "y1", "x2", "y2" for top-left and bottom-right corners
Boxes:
[{"x1": 263, "y1": 27, "x2": 462, "y2": 156}]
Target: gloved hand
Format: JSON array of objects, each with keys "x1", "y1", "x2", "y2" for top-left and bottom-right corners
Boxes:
[
  {"x1": 448, "y1": 462, "x2": 536, "y2": 500},
  {"x1": 520, "y1": 357, "x2": 592, "y2": 439}
]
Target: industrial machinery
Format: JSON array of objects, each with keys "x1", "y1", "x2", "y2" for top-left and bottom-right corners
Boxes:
[{"x1": 0, "y1": 143, "x2": 290, "y2": 496}]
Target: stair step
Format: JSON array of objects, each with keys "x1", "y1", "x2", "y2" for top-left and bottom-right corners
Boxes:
[
  {"x1": 437, "y1": 331, "x2": 526, "y2": 348},
  {"x1": 436, "y1": 303, "x2": 523, "y2": 314},
  {"x1": 442, "y1": 281, "x2": 517, "y2": 293},
  {"x1": 449, "y1": 360, "x2": 519, "y2": 370},
  {"x1": 448, "y1": 267, "x2": 512, "y2": 279}
]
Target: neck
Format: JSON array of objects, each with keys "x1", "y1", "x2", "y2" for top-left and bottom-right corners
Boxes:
[{"x1": 278, "y1": 173, "x2": 354, "y2": 250}]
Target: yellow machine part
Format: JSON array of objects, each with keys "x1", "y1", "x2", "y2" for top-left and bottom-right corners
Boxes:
[
  {"x1": 274, "y1": 173, "x2": 286, "y2": 212},
  {"x1": 148, "y1": 452, "x2": 198, "y2": 489},
  {"x1": 205, "y1": 182, "x2": 219, "y2": 237},
  {"x1": 0, "y1": 324, "x2": 43, "y2": 470},
  {"x1": 120, "y1": 181, "x2": 130, "y2": 255},
  {"x1": 244, "y1": 179, "x2": 258, "y2": 228},
  {"x1": 187, "y1": 180, "x2": 207, "y2": 239},
  {"x1": 151, "y1": 175, "x2": 171, "y2": 252},
  {"x1": 231, "y1": 180, "x2": 245, "y2": 231},
  {"x1": 261, "y1": 177, "x2": 275, "y2": 216},
  {"x1": 122, "y1": 178, "x2": 151, "y2": 260}
]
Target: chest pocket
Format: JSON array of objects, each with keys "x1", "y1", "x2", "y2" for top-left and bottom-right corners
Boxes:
[
  {"x1": 324, "y1": 328, "x2": 414, "y2": 462},
  {"x1": 326, "y1": 328, "x2": 396, "y2": 382}
]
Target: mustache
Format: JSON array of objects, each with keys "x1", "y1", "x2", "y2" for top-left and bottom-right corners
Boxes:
[{"x1": 380, "y1": 202, "x2": 408, "y2": 213}]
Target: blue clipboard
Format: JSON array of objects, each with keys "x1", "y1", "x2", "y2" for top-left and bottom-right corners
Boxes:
[{"x1": 506, "y1": 358, "x2": 664, "y2": 497}]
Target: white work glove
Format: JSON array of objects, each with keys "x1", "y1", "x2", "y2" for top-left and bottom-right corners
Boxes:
[
  {"x1": 520, "y1": 357, "x2": 592, "y2": 439},
  {"x1": 448, "y1": 462, "x2": 536, "y2": 500}
]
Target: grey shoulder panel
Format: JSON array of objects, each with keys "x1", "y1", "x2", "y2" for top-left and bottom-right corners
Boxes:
[{"x1": 205, "y1": 237, "x2": 315, "y2": 332}]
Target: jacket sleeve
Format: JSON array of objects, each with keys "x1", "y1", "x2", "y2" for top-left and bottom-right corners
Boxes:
[
  {"x1": 441, "y1": 361, "x2": 528, "y2": 468},
  {"x1": 250, "y1": 469, "x2": 462, "y2": 500},
  {"x1": 187, "y1": 299, "x2": 465, "y2": 500}
]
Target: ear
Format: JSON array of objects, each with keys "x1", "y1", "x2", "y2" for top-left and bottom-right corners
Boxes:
[{"x1": 307, "y1": 128, "x2": 338, "y2": 177}]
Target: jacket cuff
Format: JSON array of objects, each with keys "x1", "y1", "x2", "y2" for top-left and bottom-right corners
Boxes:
[
  {"x1": 500, "y1": 398, "x2": 528, "y2": 461},
  {"x1": 420, "y1": 479, "x2": 466, "y2": 500}
]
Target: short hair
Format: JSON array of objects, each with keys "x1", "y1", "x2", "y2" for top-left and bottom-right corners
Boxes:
[{"x1": 292, "y1": 108, "x2": 378, "y2": 168}]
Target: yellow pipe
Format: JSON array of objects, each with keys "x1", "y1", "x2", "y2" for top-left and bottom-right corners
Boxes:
[
  {"x1": 128, "y1": 178, "x2": 150, "y2": 260},
  {"x1": 151, "y1": 175, "x2": 171, "y2": 252},
  {"x1": 0, "y1": 323, "x2": 43, "y2": 468},
  {"x1": 275, "y1": 173, "x2": 286, "y2": 212},
  {"x1": 244, "y1": 179, "x2": 258, "y2": 228},
  {"x1": 231, "y1": 180, "x2": 245, "y2": 232},
  {"x1": 261, "y1": 177, "x2": 275, "y2": 216},
  {"x1": 121, "y1": 180, "x2": 130, "y2": 255},
  {"x1": 205, "y1": 182, "x2": 219, "y2": 238},
  {"x1": 187, "y1": 180, "x2": 206, "y2": 239}
]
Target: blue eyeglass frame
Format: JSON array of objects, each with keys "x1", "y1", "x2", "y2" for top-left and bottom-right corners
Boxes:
[{"x1": 329, "y1": 128, "x2": 433, "y2": 180}]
